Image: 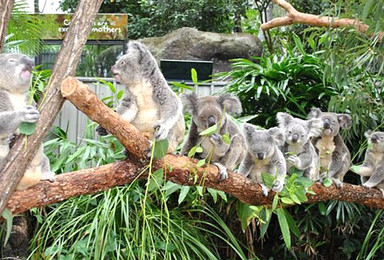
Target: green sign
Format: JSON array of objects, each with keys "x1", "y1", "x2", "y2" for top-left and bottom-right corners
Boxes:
[{"x1": 31, "y1": 14, "x2": 128, "y2": 40}]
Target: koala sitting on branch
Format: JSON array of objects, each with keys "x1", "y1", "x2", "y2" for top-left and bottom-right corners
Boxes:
[
  {"x1": 351, "y1": 130, "x2": 384, "y2": 196},
  {"x1": 0, "y1": 53, "x2": 55, "y2": 190},
  {"x1": 308, "y1": 108, "x2": 351, "y2": 188},
  {"x1": 238, "y1": 123, "x2": 286, "y2": 196},
  {"x1": 180, "y1": 93, "x2": 246, "y2": 180},
  {"x1": 97, "y1": 41, "x2": 185, "y2": 153},
  {"x1": 277, "y1": 112, "x2": 322, "y2": 181}
]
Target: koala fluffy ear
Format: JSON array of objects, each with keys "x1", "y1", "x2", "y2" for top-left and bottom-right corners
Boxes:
[
  {"x1": 268, "y1": 127, "x2": 285, "y2": 146},
  {"x1": 308, "y1": 107, "x2": 322, "y2": 119},
  {"x1": 276, "y1": 112, "x2": 293, "y2": 128},
  {"x1": 307, "y1": 118, "x2": 323, "y2": 137},
  {"x1": 217, "y1": 94, "x2": 242, "y2": 116},
  {"x1": 242, "y1": 123, "x2": 255, "y2": 141},
  {"x1": 180, "y1": 93, "x2": 198, "y2": 115},
  {"x1": 337, "y1": 114, "x2": 352, "y2": 129},
  {"x1": 364, "y1": 129, "x2": 372, "y2": 139}
]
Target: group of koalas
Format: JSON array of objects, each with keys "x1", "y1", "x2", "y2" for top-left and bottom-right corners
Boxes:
[{"x1": 2, "y1": 41, "x2": 384, "y2": 197}]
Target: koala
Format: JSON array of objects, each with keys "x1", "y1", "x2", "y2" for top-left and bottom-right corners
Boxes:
[
  {"x1": 180, "y1": 93, "x2": 246, "y2": 180},
  {"x1": 277, "y1": 112, "x2": 322, "y2": 181},
  {"x1": 97, "y1": 41, "x2": 185, "y2": 153},
  {"x1": 308, "y1": 108, "x2": 351, "y2": 188},
  {"x1": 238, "y1": 123, "x2": 286, "y2": 196},
  {"x1": 0, "y1": 53, "x2": 55, "y2": 190},
  {"x1": 351, "y1": 130, "x2": 384, "y2": 196}
]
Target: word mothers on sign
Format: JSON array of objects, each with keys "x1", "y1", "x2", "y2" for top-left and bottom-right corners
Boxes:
[{"x1": 33, "y1": 13, "x2": 128, "y2": 40}]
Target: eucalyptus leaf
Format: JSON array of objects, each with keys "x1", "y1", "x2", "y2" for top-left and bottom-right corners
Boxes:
[
  {"x1": 19, "y1": 122, "x2": 37, "y2": 135},
  {"x1": 199, "y1": 124, "x2": 217, "y2": 136},
  {"x1": 153, "y1": 139, "x2": 169, "y2": 159}
]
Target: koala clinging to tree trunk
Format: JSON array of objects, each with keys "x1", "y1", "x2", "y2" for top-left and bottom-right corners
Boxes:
[
  {"x1": 277, "y1": 112, "x2": 322, "y2": 181},
  {"x1": 180, "y1": 93, "x2": 246, "y2": 180},
  {"x1": 0, "y1": 53, "x2": 55, "y2": 190},
  {"x1": 308, "y1": 108, "x2": 351, "y2": 188},
  {"x1": 97, "y1": 41, "x2": 185, "y2": 153},
  {"x1": 238, "y1": 123, "x2": 286, "y2": 196},
  {"x1": 351, "y1": 130, "x2": 384, "y2": 196}
]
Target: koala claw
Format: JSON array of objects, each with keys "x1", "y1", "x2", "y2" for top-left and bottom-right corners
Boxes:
[
  {"x1": 22, "y1": 105, "x2": 40, "y2": 123},
  {"x1": 214, "y1": 163, "x2": 228, "y2": 181},
  {"x1": 41, "y1": 171, "x2": 55, "y2": 182},
  {"x1": 209, "y1": 134, "x2": 223, "y2": 145},
  {"x1": 96, "y1": 125, "x2": 109, "y2": 136},
  {"x1": 272, "y1": 180, "x2": 284, "y2": 193},
  {"x1": 287, "y1": 155, "x2": 300, "y2": 167},
  {"x1": 153, "y1": 123, "x2": 169, "y2": 141},
  {"x1": 332, "y1": 178, "x2": 343, "y2": 188},
  {"x1": 260, "y1": 183, "x2": 269, "y2": 197}
]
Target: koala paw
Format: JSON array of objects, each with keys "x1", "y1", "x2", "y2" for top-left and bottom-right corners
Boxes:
[
  {"x1": 96, "y1": 125, "x2": 109, "y2": 136},
  {"x1": 21, "y1": 105, "x2": 40, "y2": 123},
  {"x1": 272, "y1": 180, "x2": 284, "y2": 193},
  {"x1": 287, "y1": 155, "x2": 300, "y2": 168},
  {"x1": 41, "y1": 171, "x2": 55, "y2": 182},
  {"x1": 153, "y1": 122, "x2": 169, "y2": 141},
  {"x1": 260, "y1": 183, "x2": 269, "y2": 197},
  {"x1": 214, "y1": 163, "x2": 228, "y2": 181},
  {"x1": 332, "y1": 178, "x2": 343, "y2": 188},
  {"x1": 209, "y1": 134, "x2": 223, "y2": 145}
]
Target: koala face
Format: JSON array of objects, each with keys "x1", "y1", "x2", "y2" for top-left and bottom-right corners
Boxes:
[
  {"x1": 243, "y1": 124, "x2": 284, "y2": 160},
  {"x1": 277, "y1": 112, "x2": 322, "y2": 145},
  {"x1": 181, "y1": 93, "x2": 242, "y2": 130},
  {"x1": 308, "y1": 108, "x2": 351, "y2": 138},
  {"x1": 111, "y1": 41, "x2": 156, "y2": 85},
  {"x1": 0, "y1": 53, "x2": 34, "y2": 93},
  {"x1": 365, "y1": 130, "x2": 384, "y2": 153}
]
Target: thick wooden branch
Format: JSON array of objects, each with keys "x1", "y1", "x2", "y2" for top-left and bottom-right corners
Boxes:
[
  {"x1": 0, "y1": 0, "x2": 14, "y2": 52},
  {"x1": 4, "y1": 76, "x2": 384, "y2": 214},
  {"x1": 0, "y1": 0, "x2": 103, "y2": 214},
  {"x1": 61, "y1": 77, "x2": 150, "y2": 160},
  {"x1": 261, "y1": 0, "x2": 383, "y2": 41}
]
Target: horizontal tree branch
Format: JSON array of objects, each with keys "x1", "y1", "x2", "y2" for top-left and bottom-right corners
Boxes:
[
  {"x1": 261, "y1": 0, "x2": 383, "y2": 41},
  {"x1": 4, "y1": 76, "x2": 384, "y2": 214}
]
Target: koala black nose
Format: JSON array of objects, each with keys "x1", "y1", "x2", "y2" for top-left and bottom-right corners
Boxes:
[
  {"x1": 292, "y1": 133, "x2": 299, "y2": 143},
  {"x1": 207, "y1": 116, "x2": 216, "y2": 127},
  {"x1": 371, "y1": 135, "x2": 378, "y2": 143},
  {"x1": 257, "y1": 153, "x2": 264, "y2": 160},
  {"x1": 323, "y1": 118, "x2": 331, "y2": 129}
]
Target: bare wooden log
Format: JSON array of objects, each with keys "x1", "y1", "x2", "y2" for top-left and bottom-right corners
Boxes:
[
  {"x1": 61, "y1": 77, "x2": 150, "y2": 160},
  {"x1": 261, "y1": 0, "x2": 383, "y2": 41},
  {"x1": 0, "y1": 0, "x2": 14, "y2": 52},
  {"x1": 0, "y1": 0, "x2": 103, "y2": 214}
]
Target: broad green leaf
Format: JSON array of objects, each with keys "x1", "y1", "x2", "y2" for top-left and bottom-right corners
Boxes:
[
  {"x1": 293, "y1": 33, "x2": 305, "y2": 55},
  {"x1": 1, "y1": 208, "x2": 13, "y2": 246},
  {"x1": 199, "y1": 124, "x2": 217, "y2": 136},
  {"x1": 191, "y1": 68, "x2": 198, "y2": 84},
  {"x1": 148, "y1": 169, "x2": 164, "y2": 192},
  {"x1": 260, "y1": 208, "x2": 272, "y2": 238},
  {"x1": 188, "y1": 146, "x2": 197, "y2": 158},
  {"x1": 261, "y1": 173, "x2": 275, "y2": 188},
  {"x1": 197, "y1": 159, "x2": 206, "y2": 167},
  {"x1": 153, "y1": 139, "x2": 169, "y2": 159},
  {"x1": 237, "y1": 202, "x2": 253, "y2": 231},
  {"x1": 178, "y1": 186, "x2": 190, "y2": 204},
  {"x1": 290, "y1": 193, "x2": 301, "y2": 204},
  {"x1": 222, "y1": 133, "x2": 231, "y2": 144},
  {"x1": 196, "y1": 186, "x2": 204, "y2": 196},
  {"x1": 163, "y1": 181, "x2": 181, "y2": 197},
  {"x1": 276, "y1": 208, "x2": 291, "y2": 249},
  {"x1": 195, "y1": 146, "x2": 203, "y2": 153},
  {"x1": 350, "y1": 165, "x2": 360, "y2": 173},
  {"x1": 284, "y1": 209, "x2": 300, "y2": 239},
  {"x1": 216, "y1": 189, "x2": 227, "y2": 202},
  {"x1": 207, "y1": 188, "x2": 218, "y2": 203},
  {"x1": 281, "y1": 197, "x2": 294, "y2": 205},
  {"x1": 19, "y1": 122, "x2": 37, "y2": 135},
  {"x1": 272, "y1": 194, "x2": 279, "y2": 211},
  {"x1": 117, "y1": 90, "x2": 124, "y2": 100},
  {"x1": 318, "y1": 202, "x2": 326, "y2": 215},
  {"x1": 323, "y1": 177, "x2": 333, "y2": 187}
]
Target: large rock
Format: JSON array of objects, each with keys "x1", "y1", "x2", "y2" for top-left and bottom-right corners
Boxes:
[{"x1": 139, "y1": 27, "x2": 263, "y2": 73}]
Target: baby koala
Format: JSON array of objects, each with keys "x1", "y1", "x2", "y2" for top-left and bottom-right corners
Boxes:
[
  {"x1": 351, "y1": 130, "x2": 384, "y2": 196},
  {"x1": 308, "y1": 108, "x2": 351, "y2": 188},
  {"x1": 180, "y1": 93, "x2": 246, "y2": 180},
  {"x1": 277, "y1": 112, "x2": 322, "y2": 181},
  {"x1": 238, "y1": 123, "x2": 286, "y2": 196}
]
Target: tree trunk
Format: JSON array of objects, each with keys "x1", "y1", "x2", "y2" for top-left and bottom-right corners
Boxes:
[
  {"x1": 0, "y1": 0, "x2": 104, "y2": 214},
  {"x1": 5, "y1": 77, "x2": 384, "y2": 215},
  {"x1": 0, "y1": 0, "x2": 14, "y2": 52}
]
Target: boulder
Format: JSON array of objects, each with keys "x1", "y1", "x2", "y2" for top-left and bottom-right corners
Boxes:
[{"x1": 139, "y1": 27, "x2": 263, "y2": 73}]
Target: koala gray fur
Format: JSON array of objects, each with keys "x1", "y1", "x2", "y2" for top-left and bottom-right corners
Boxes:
[
  {"x1": 105, "y1": 41, "x2": 185, "y2": 153},
  {"x1": 277, "y1": 112, "x2": 322, "y2": 181},
  {"x1": 308, "y1": 107, "x2": 351, "y2": 188},
  {"x1": 0, "y1": 53, "x2": 54, "y2": 190},
  {"x1": 238, "y1": 123, "x2": 286, "y2": 196},
  {"x1": 180, "y1": 93, "x2": 246, "y2": 180},
  {"x1": 351, "y1": 130, "x2": 384, "y2": 197}
]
